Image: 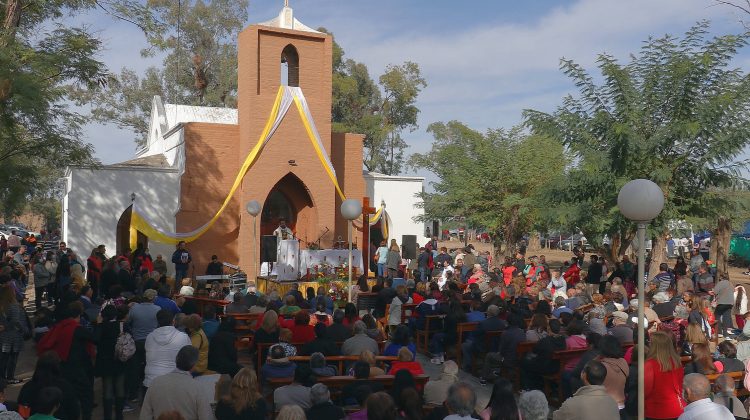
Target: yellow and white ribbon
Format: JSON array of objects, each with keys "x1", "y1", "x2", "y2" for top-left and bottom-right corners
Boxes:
[{"x1": 129, "y1": 86, "x2": 348, "y2": 246}]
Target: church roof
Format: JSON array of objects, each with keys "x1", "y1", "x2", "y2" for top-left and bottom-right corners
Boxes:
[
  {"x1": 109, "y1": 154, "x2": 171, "y2": 168},
  {"x1": 258, "y1": 4, "x2": 320, "y2": 33}
]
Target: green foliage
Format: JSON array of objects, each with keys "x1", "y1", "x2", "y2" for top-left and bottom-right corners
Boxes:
[
  {"x1": 524, "y1": 22, "x2": 750, "y2": 252},
  {"x1": 410, "y1": 121, "x2": 566, "y2": 254},
  {"x1": 323, "y1": 28, "x2": 426, "y2": 175},
  {"x1": 75, "y1": 0, "x2": 247, "y2": 147},
  {"x1": 0, "y1": 1, "x2": 136, "y2": 216}
]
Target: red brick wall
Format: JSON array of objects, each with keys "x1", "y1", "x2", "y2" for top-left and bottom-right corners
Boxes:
[
  {"x1": 331, "y1": 132, "x2": 366, "y2": 248},
  {"x1": 237, "y1": 25, "x2": 338, "y2": 277},
  {"x1": 176, "y1": 123, "x2": 241, "y2": 274}
]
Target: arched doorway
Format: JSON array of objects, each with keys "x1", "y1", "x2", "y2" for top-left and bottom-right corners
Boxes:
[
  {"x1": 261, "y1": 173, "x2": 316, "y2": 245},
  {"x1": 116, "y1": 205, "x2": 148, "y2": 256}
]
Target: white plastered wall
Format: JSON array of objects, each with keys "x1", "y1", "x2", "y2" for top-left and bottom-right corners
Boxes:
[
  {"x1": 364, "y1": 172, "x2": 430, "y2": 247},
  {"x1": 62, "y1": 166, "x2": 180, "y2": 274}
]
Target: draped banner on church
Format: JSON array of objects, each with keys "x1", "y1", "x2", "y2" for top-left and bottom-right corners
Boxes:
[{"x1": 129, "y1": 86, "x2": 347, "y2": 247}]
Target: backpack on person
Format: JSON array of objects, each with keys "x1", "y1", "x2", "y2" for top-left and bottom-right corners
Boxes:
[{"x1": 114, "y1": 322, "x2": 136, "y2": 362}]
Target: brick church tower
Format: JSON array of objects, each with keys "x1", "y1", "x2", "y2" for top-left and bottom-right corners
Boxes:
[{"x1": 235, "y1": 4, "x2": 365, "y2": 277}]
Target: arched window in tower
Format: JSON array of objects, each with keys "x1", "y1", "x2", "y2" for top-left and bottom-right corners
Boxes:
[{"x1": 280, "y1": 44, "x2": 299, "y2": 87}]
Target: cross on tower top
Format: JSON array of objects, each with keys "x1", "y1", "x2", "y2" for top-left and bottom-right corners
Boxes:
[{"x1": 284, "y1": 0, "x2": 289, "y2": 7}]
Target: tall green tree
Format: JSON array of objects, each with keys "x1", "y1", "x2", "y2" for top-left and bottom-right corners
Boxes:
[
  {"x1": 0, "y1": 0, "x2": 151, "y2": 216},
  {"x1": 76, "y1": 0, "x2": 247, "y2": 147},
  {"x1": 524, "y1": 22, "x2": 750, "y2": 273},
  {"x1": 410, "y1": 121, "x2": 566, "y2": 258},
  {"x1": 324, "y1": 29, "x2": 426, "y2": 175}
]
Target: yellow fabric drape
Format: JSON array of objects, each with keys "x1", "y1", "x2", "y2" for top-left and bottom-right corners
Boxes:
[{"x1": 129, "y1": 86, "x2": 349, "y2": 247}]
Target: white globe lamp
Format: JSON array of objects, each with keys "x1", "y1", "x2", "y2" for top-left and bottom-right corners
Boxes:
[
  {"x1": 617, "y1": 179, "x2": 664, "y2": 222},
  {"x1": 246, "y1": 200, "x2": 262, "y2": 282},
  {"x1": 617, "y1": 178, "x2": 664, "y2": 420},
  {"x1": 340, "y1": 199, "x2": 362, "y2": 302}
]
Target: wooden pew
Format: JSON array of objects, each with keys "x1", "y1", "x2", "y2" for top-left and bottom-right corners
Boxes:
[
  {"x1": 416, "y1": 315, "x2": 445, "y2": 354},
  {"x1": 289, "y1": 355, "x2": 397, "y2": 374},
  {"x1": 181, "y1": 295, "x2": 230, "y2": 316},
  {"x1": 267, "y1": 374, "x2": 430, "y2": 392},
  {"x1": 256, "y1": 340, "x2": 387, "y2": 370},
  {"x1": 542, "y1": 347, "x2": 590, "y2": 405},
  {"x1": 706, "y1": 371, "x2": 748, "y2": 397},
  {"x1": 455, "y1": 322, "x2": 479, "y2": 369}
]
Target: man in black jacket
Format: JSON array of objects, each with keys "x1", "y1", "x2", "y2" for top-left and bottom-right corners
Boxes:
[
  {"x1": 586, "y1": 255, "x2": 603, "y2": 297},
  {"x1": 327, "y1": 310, "x2": 352, "y2": 342},
  {"x1": 301, "y1": 323, "x2": 340, "y2": 356}
]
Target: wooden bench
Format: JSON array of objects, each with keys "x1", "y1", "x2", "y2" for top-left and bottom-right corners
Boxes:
[
  {"x1": 355, "y1": 292, "x2": 378, "y2": 313},
  {"x1": 222, "y1": 312, "x2": 263, "y2": 350},
  {"x1": 256, "y1": 340, "x2": 386, "y2": 370},
  {"x1": 181, "y1": 295, "x2": 229, "y2": 316},
  {"x1": 416, "y1": 315, "x2": 445, "y2": 354},
  {"x1": 267, "y1": 374, "x2": 430, "y2": 392},
  {"x1": 289, "y1": 355, "x2": 397, "y2": 374},
  {"x1": 706, "y1": 371, "x2": 749, "y2": 397},
  {"x1": 542, "y1": 347, "x2": 590, "y2": 405},
  {"x1": 455, "y1": 322, "x2": 479, "y2": 369}
]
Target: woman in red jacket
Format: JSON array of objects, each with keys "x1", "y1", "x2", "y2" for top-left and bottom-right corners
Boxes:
[
  {"x1": 388, "y1": 347, "x2": 424, "y2": 376},
  {"x1": 563, "y1": 257, "x2": 581, "y2": 287},
  {"x1": 644, "y1": 331, "x2": 685, "y2": 419},
  {"x1": 291, "y1": 310, "x2": 315, "y2": 343}
]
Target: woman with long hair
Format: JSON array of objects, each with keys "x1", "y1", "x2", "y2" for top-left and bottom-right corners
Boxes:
[
  {"x1": 684, "y1": 342, "x2": 719, "y2": 375},
  {"x1": 252, "y1": 310, "x2": 279, "y2": 362},
  {"x1": 397, "y1": 387, "x2": 423, "y2": 420},
  {"x1": 214, "y1": 367, "x2": 266, "y2": 420},
  {"x1": 351, "y1": 276, "x2": 369, "y2": 307},
  {"x1": 688, "y1": 296, "x2": 713, "y2": 338},
  {"x1": 526, "y1": 313, "x2": 548, "y2": 342},
  {"x1": 480, "y1": 378, "x2": 519, "y2": 420},
  {"x1": 644, "y1": 331, "x2": 685, "y2": 420},
  {"x1": 386, "y1": 241, "x2": 402, "y2": 280},
  {"x1": 735, "y1": 285, "x2": 748, "y2": 330},
  {"x1": 0, "y1": 284, "x2": 26, "y2": 384},
  {"x1": 673, "y1": 256, "x2": 688, "y2": 277},
  {"x1": 343, "y1": 302, "x2": 359, "y2": 327},
  {"x1": 682, "y1": 322, "x2": 708, "y2": 355}
]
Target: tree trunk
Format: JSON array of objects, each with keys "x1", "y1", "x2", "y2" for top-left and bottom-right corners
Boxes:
[
  {"x1": 3, "y1": 0, "x2": 21, "y2": 32},
  {"x1": 650, "y1": 231, "x2": 669, "y2": 281},
  {"x1": 492, "y1": 230, "x2": 504, "y2": 263},
  {"x1": 711, "y1": 217, "x2": 731, "y2": 279},
  {"x1": 528, "y1": 232, "x2": 541, "y2": 252},
  {"x1": 503, "y1": 206, "x2": 520, "y2": 257}
]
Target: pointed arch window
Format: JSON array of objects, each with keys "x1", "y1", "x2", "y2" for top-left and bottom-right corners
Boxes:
[{"x1": 281, "y1": 44, "x2": 299, "y2": 87}]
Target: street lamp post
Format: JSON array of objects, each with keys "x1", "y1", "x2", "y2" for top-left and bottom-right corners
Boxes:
[
  {"x1": 246, "y1": 200, "x2": 261, "y2": 283},
  {"x1": 617, "y1": 179, "x2": 664, "y2": 420},
  {"x1": 341, "y1": 199, "x2": 362, "y2": 302}
]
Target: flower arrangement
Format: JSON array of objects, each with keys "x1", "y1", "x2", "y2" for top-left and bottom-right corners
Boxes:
[{"x1": 313, "y1": 261, "x2": 336, "y2": 285}]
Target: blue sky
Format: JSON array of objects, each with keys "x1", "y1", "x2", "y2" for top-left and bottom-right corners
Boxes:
[{"x1": 78, "y1": 0, "x2": 749, "y2": 177}]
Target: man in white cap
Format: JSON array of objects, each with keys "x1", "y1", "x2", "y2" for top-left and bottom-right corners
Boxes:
[{"x1": 608, "y1": 311, "x2": 633, "y2": 344}]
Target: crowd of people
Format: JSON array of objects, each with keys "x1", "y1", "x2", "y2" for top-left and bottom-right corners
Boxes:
[{"x1": 0, "y1": 236, "x2": 745, "y2": 419}]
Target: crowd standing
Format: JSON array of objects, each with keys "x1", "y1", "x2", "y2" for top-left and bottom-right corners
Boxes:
[{"x1": 0, "y1": 234, "x2": 745, "y2": 420}]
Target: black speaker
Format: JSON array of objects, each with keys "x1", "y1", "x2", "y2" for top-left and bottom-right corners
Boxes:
[
  {"x1": 261, "y1": 235, "x2": 278, "y2": 262},
  {"x1": 402, "y1": 235, "x2": 417, "y2": 259}
]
